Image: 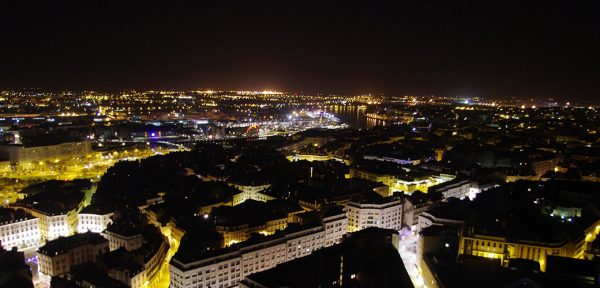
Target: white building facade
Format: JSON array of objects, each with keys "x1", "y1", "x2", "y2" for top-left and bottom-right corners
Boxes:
[
  {"x1": 0, "y1": 140, "x2": 92, "y2": 165},
  {"x1": 37, "y1": 232, "x2": 109, "y2": 285},
  {"x1": 429, "y1": 178, "x2": 473, "y2": 200},
  {"x1": 345, "y1": 198, "x2": 403, "y2": 233},
  {"x1": 103, "y1": 230, "x2": 144, "y2": 252},
  {"x1": 170, "y1": 213, "x2": 347, "y2": 288},
  {"x1": 78, "y1": 211, "x2": 114, "y2": 234},
  {"x1": 230, "y1": 184, "x2": 274, "y2": 205},
  {"x1": 0, "y1": 216, "x2": 40, "y2": 250}
]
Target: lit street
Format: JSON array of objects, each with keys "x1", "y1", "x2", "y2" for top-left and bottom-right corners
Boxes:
[{"x1": 399, "y1": 232, "x2": 427, "y2": 288}]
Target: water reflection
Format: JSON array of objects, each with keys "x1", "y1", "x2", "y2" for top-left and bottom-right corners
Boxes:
[
  {"x1": 326, "y1": 105, "x2": 387, "y2": 129},
  {"x1": 366, "y1": 117, "x2": 388, "y2": 128}
]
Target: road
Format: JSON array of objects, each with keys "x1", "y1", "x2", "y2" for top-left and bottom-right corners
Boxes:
[
  {"x1": 22, "y1": 245, "x2": 43, "y2": 287},
  {"x1": 399, "y1": 232, "x2": 428, "y2": 288}
]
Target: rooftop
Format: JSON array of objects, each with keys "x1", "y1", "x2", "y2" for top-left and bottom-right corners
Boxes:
[
  {"x1": 348, "y1": 191, "x2": 402, "y2": 206},
  {"x1": 3, "y1": 133, "x2": 84, "y2": 148},
  {"x1": 97, "y1": 248, "x2": 144, "y2": 275},
  {"x1": 435, "y1": 181, "x2": 600, "y2": 245},
  {"x1": 0, "y1": 208, "x2": 35, "y2": 224},
  {"x1": 172, "y1": 221, "x2": 326, "y2": 269},
  {"x1": 241, "y1": 227, "x2": 412, "y2": 288},
  {"x1": 38, "y1": 232, "x2": 108, "y2": 256},
  {"x1": 212, "y1": 199, "x2": 302, "y2": 227},
  {"x1": 55, "y1": 262, "x2": 129, "y2": 288},
  {"x1": 15, "y1": 180, "x2": 88, "y2": 215},
  {"x1": 79, "y1": 205, "x2": 114, "y2": 215}
]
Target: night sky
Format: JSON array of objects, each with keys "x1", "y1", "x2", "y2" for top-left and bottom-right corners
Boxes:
[{"x1": 1, "y1": 1, "x2": 598, "y2": 101}]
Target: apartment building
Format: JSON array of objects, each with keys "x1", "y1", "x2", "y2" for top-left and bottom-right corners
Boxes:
[
  {"x1": 170, "y1": 210, "x2": 347, "y2": 288},
  {"x1": 77, "y1": 205, "x2": 114, "y2": 234},
  {"x1": 37, "y1": 232, "x2": 109, "y2": 284},
  {"x1": 0, "y1": 208, "x2": 40, "y2": 250},
  {"x1": 345, "y1": 196, "x2": 402, "y2": 233}
]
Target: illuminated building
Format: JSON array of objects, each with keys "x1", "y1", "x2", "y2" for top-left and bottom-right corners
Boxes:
[
  {"x1": 287, "y1": 154, "x2": 339, "y2": 162},
  {"x1": 95, "y1": 226, "x2": 169, "y2": 288},
  {"x1": 322, "y1": 208, "x2": 348, "y2": 247},
  {"x1": 217, "y1": 218, "x2": 288, "y2": 248},
  {"x1": 550, "y1": 205, "x2": 582, "y2": 219},
  {"x1": 141, "y1": 206, "x2": 186, "y2": 253},
  {"x1": 21, "y1": 206, "x2": 78, "y2": 242},
  {"x1": 239, "y1": 228, "x2": 409, "y2": 288},
  {"x1": 348, "y1": 166, "x2": 455, "y2": 195},
  {"x1": 142, "y1": 233, "x2": 170, "y2": 286},
  {"x1": 14, "y1": 180, "x2": 88, "y2": 241},
  {"x1": 103, "y1": 223, "x2": 144, "y2": 252},
  {"x1": 427, "y1": 177, "x2": 474, "y2": 200},
  {"x1": 212, "y1": 200, "x2": 304, "y2": 246},
  {"x1": 363, "y1": 155, "x2": 422, "y2": 166},
  {"x1": 427, "y1": 182, "x2": 600, "y2": 272},
  {"x1": 530, "y1": 156, "x2": 558, "y2": 177},
  {"x1": 37, "y1": 232, "x2": 109, "y2": 285},
  {"x1": 402, "y1": 191, "x2": 432, "y2": 230},
  {"x1": 97, "y1": 248, "x2": 146, "y2": 288},
  {"x1": 77, "y1": 205, "x2": 114, "y2": 234},
  {"x1": 0, "y1": 208, "x2": 40, "y2": 250},
  {"x1": 0, "y1": 140, "x2": 91, "y2": 167},
  {"x1": 228, "y1": 183, "x2": 275, "y2": 205},
  {"x1": 169, "y1": 210, "x2": 347, "y2": 288},
  {"x1": 345, "y1": 196, "x2": 402, "y2": 233},
  {"x1": 457, "y1": 226, "x2": 596, "y2": 272}
]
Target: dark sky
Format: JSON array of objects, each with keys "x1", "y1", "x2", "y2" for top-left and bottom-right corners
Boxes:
[{"x1": 1, "y1": 1, "x2": 598, "y2": 101}]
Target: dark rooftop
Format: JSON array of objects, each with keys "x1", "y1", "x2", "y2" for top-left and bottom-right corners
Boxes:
[
  {"x1": 79, "y1": 205, "x2": 114, "y2": 215},
  {"x1": 0, "y1": 247, "x2": 33, "y2": 288},
  {"x1": 0, "y1": 208, "x2": 34, "y2": 224},
  {"x1": 97, "y1": 248, "x2": 144, "y2": 276},
  {"x1": 211, "y1": 199, "x2": 302, "y2": 227},
  {"x1": 38, "y1": 231, "x2": 108, "y2": 256},
  {"x1": 242, "y1": 227, "x2": 412, "y2": 288},
  {"x1": 172, "y1": 221, "x2": 324, "y2": 267},
  {"x1": 14, "y1": 180, "x2": 88, "y2": 215},
  {"x1": 105, "y1": 221, "x2": 142, "y2": 238},
  {"x1": 54, "y1": 262, "x2": 128, "y2": 288},
  {"x1": 6, "y1": 133, "x2": 84, "y2": 148}
]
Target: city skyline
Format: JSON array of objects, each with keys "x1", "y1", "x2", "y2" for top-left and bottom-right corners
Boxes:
[
  {"x1": 1, "y1": 2, "x2": 600, "y2": 288},
  {"x1": 1, "y1": 1, "x2": 599, "y2": 101}
]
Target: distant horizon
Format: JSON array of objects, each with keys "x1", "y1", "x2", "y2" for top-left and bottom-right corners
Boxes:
[
  {"x1": 1, "y1": 88, "x2": 595, "y2": 105},
  {"x1": 1, "y1": 2, "x2": 598, "y2": 102}
]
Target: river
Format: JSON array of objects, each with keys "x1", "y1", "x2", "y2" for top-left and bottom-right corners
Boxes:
[{"x1": 326, "y1": 104, "x2": 389, "y2": 129}]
